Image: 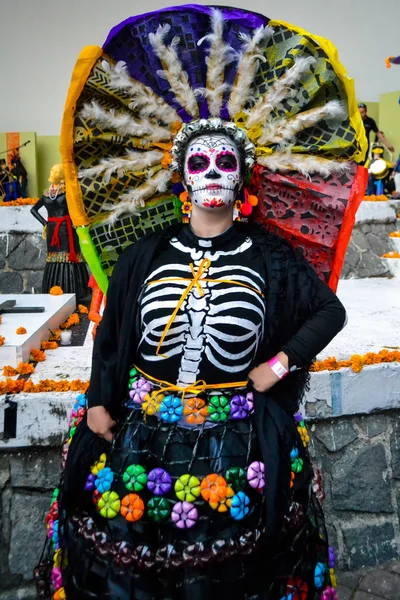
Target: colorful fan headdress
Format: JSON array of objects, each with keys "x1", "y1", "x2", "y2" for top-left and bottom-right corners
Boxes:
[{"x1": 60, "y1": 4, "x2": 367, "y2": 293}]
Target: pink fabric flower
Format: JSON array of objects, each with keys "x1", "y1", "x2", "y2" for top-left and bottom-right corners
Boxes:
[
  {"x1": 129, "y1": 378, "x2": 152, "y2": 404},
  {"x1": 246, "y1": 391, "x2": 254, "y2": 413},
  {"x1": 321, "y1": 587, "x2": 338, "y2": 600},
  {"x1": 51, "y1": 567, "x2": 63, "y2": 589},
  {"x1": 171, "y1": 501, "x2": 198, "y2": 529}
]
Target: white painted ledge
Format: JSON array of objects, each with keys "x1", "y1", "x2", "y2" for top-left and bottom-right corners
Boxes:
[
  {"x1": 356, "y1": 201, "x2": 397, "y2": 224},
  {"x1": 0, "y1": 206, "x2": 43, "y2": 233}
]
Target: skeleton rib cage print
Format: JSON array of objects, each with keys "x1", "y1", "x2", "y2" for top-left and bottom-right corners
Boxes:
[{"x1": 138, "y1": 233, "x2": 266, "y2": 388}]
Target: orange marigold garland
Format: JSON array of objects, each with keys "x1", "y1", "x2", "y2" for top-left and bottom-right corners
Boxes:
[
  {"x1": 0, "y1": 378, "x2": 89, "y2": 395},
  {"x1": 311, "y1": 349, "x2": 400, "y2": 373},
  {"x1": 0, "y1": 335, "x2": 5, "y2": 346},
  {"x1": 0, "y1": 197, "x2": 38, "y2": 206},
  {"x1": 30, "y1": 348, "x2": 46, "y2": 362},
  {"x1": 363, "y1": 194, "x2": 388, "y2": 202},
  {"x1": 78, "y1": 304, "x2": 89, "y2": 314},
  {"x1": 16, "y1": 327, "x2": 27, "y2": 335},
  {"x1": 50, "y1": 286, "x2": 64, "y2": 296},
  {"x1": 389, "y1": 232, "x2": 400, "y2": 238},
  {"x1": 382, "y1": 252, "x2": 400, "y2": 258}
]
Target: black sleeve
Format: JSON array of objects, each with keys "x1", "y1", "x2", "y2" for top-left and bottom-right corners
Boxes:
[
  {"x1": 370, "y1": 118, "x2": 379, "y2": 133},
  {"x1": 30, "y1": 196, "x2": 47, "y2": 227},
  {"x1": 86, "y1": 249, "x2": 132, "y2": 412},
  {"x1": 282, "y1": 272, "x2": 346, "y2": 369}
]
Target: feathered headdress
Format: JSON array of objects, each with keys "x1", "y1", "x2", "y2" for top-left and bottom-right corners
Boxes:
[{"x1": 61, "y1": 5, "x2": 367, "y2": 292}]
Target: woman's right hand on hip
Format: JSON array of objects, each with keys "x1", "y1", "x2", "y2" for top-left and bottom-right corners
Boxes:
[{"x1": 87, "y1": 406, "x2": 116, "y2": 442}]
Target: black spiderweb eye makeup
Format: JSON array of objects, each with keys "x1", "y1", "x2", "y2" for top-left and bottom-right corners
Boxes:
[
  {"x1": 216, "y1": 152, "x2": 238, "y2": 172},
  {"x1": 187, "y1": 154, "x2": 210, "y2": 174}
]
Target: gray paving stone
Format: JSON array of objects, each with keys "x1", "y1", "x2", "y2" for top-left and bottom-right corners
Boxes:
[
  {"x1": 359, "y1": 570, "x2": 400, "y2": 599},
  {"x1": 338, "y1": 570, "x2": 364, "y2": 588},
  {"x1": 354, "y1": 592, "x2": 384, "y2": 600},
  {"x1": 336, "y1": 584, "x2": 354, "y2": 600}
]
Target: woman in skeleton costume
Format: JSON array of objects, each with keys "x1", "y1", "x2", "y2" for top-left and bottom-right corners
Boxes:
[{"x1": 36, "y1": 5, "x2": 368, "y2": 600}]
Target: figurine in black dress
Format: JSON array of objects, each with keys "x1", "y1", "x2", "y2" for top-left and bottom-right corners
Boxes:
[{"x1": 30, "y1": 164, "x2": 89, "y2": 301}]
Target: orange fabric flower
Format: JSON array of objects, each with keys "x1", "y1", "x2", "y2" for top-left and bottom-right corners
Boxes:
[
  {"x1": 0, "y1": 335, "x2": 5, "y2": 346},
  {"x1": 30, "y1": 349, "x2": 46, "y2": 362},
  {"x1": 16, "y1": 327, "x2": 27, "y2": 335},
  {"x1": 3, "y1": 365, "x2": 17, "y2": 376},
  {"x1": 16, "y1": 362, "x2": 35, "y2": 375},
  {"x1": 50, "y1": 286, "x2": 64, "y2": 296},
  {"x1": 120, "y1": 493, "x2": 145, "y2": 522},
  {"x1": 78, "y1": 304, "x2": 89, "y2": 314},
  {"x1": 41, "y1": 341, "x2": 58, "y2": 350},
  {"x1": 183, "y1": 397, "x2": 208, "y2": 425},
  {"x1": 200, "y1": 474, "x2": 228, "y2": 503}
]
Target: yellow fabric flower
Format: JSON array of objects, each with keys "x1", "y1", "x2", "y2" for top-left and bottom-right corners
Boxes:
[
  {"x1": 142, "y1": 391, "x2": 164, "y2": 416},
  {"x1": 91, "y1": 453, "x2": 107, "y2": 475}
]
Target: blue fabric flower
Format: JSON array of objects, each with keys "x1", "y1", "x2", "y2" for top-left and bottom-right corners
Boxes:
[
  {"x1": 73, "y1": 394, "x2": 86, "y2": 412},
  {"x1": 290, "y1": 447, "x2": 299, "y2": 460},
  {"x1": 230, "y1": 491, "x2": 250, "y2": 520},
  {"x1": 52, "y1": 520, "x2": 59, "y2": 543},
  {"x1": 95, "y1": 467, "x2": 114, "y2": 493},
  {"x1": 159, "y1": 395, "x2": 184, "y2": 423},
  {"x1": 314, "y1": 562, "x2": 326, "y2": 589}
]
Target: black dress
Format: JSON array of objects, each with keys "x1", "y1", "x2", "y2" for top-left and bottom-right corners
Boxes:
[
  {"x1": 38, "y1": 223, "x2": 346, "y2": 600},
  {"x1": 31, "y1": 186, "x2": 89, "y2": 302}
]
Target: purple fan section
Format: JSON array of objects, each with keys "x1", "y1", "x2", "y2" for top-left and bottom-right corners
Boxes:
[
  {"x1": 103, "y1": 4, "x2": 269, "y2": 122},
  {"x1": 389, "y1": 55, "x2": 400, "y2": 65}
]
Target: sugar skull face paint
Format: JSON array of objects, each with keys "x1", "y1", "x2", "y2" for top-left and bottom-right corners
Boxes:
[{"x1": 183, "y1": 134, "x2": 242, "y2": 210}]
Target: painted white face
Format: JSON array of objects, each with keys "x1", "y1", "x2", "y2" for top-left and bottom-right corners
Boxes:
[{"x1": 183, "y1": 134, "x2": 242, "y2": 210}]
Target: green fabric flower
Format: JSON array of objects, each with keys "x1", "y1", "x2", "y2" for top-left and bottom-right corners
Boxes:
[{"x1": 208, "y1": 395, "x2": 230, "y2": 422}]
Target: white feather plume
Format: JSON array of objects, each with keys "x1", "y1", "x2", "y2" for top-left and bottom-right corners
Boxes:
[
  {"x1": 78, "y1": 149, "x2": 165, "y2": 183},
  {"x1": 228, "y1": 25, "x2": 273, "y2": 117},
  {"x1": 102, "y1": 59, "x2": 181, "y2": 125},
  {"x1": 198, "y1": 9, "x2": 235, "y2": 117},
  {"x1": 259, "y1": 100, "x2": 346, "y2": 145},
  {"x1": 257, "y1": 152, "x2": 351, "y2": 177},
  {"x1": 149, "y1": 24, "x2": 199, "y2": 118},
  {"x1": 246, "y1": 56, "x2": 316, "y2": 129},
  {"x1": 102, "y1": 169, "x2": 172, "y2": 224},
  {"x1": 80, "y1": 101, "x2": 171, "y2": 142}
]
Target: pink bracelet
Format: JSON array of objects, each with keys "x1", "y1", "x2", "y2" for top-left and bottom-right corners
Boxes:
[{"x1": 267, "y1": 356, "x2": 289, "y2": 380}]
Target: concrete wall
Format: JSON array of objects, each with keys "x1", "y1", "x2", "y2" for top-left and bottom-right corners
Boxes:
[
  {"x1": 0, "y1": 207, "x2": 46, "y2": 294},
  {"x1": 342, "y1": 202, "x2": 399, "y2": 279}
]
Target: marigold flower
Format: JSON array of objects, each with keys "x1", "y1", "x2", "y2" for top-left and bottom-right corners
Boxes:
[
  {"x1": 382, "y1": 252, "x2": 400, "y2": 258},
  {"x1": 0, "y1": 315, "x2": 2, "y2": 324},
  {"x1": 3, "y1": 365, "x2": 17, "y2": 376},
  {"x1": 30, "y1": 348, "x2": 46, "y2": 362},
  {"x1": 50, "y1": 286, "x2": 64, "y2": 296},
  {"x1": 78, "y1": 304, "x2": 89, "y2": 314},
  {"x1": 49, "y1": 329, "x2": 61, "y2": 341},
  {"x1": 16, "y1": 327, "x2": 27, "y2": 335},
  {"x1": 41, "y1": 341, "x2": 58, "y2": 350},
  {"x1": 68, "y1": 313, "x2": 80, "y2": 326},
  {"x1": 0, "y1": 335, "x2": 4, "y2": 346},
  {"x1": 16, "y1": 362, "x2": 35, "y2": 375}
]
